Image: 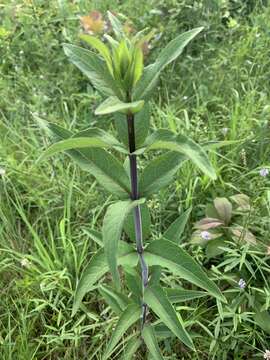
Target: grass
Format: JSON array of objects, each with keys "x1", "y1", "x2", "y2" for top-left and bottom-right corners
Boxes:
[{"x1": 1, "y1": 0, "x2": 270, "y2": 359}]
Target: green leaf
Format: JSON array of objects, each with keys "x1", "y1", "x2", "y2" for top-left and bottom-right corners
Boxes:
[
  {"x1": 163, "y1": 207, "x2": 192, "y2": 244},
  {"x1": 124, "y1": 203, "x2": 151, "y2": 242},
  {"x1": 165, "y1": 288, "x2": 207, "y2": 303},
  {"x1": 95, "y1": 96, "x2": 144, "y2": 115},
  {"x1": 63, "y1": 43, "x2": 123, "y2": 99},
  {"x1": 38, "y1": 121, "x2": 130, "y2": 198},
  {"x1": 213, "y1": 197, "x2": 232, "y2": 225},
  {"x1": 79, "y1": 34, "x2": 113, "y2": 73},
  {"x1": 133, "y1": 27, "x2": 203, "y2": 100},
  {"x1": 142, "y1": 324, "x2": 164, "y2": 360},
  {"x1": 38, "y1": 129, "x2": 128, "y2": 161},
  {"x1": 139, "y1": 152, "x2": 185, "y2": 197},
  {"x1": 254, "y1": 310, "x2": 270, "y2": 334},
  {"x1": 206, "y1": 239, "x2": 226, "y2": 259},
  {"x1": 99, "y1": 285, "x2": 130, "y2": 316},
  {"x1": 144, "y1": 239, "x2": 226, "y2": 303},
  {"x1": 103, "y1": 303, "x2": 141, "y2": 360},
  {"x1": 72, "y1": 242, "x2": 138, "y2": 316},
  {"x1": 107, "y1": 11, "x2": 125, "y2": 40},
  {"x1": 114, "y1": 102, "x2": 150, "y2": 148},
  {"x1": 124, "y1": 267, "x2": 142, "y2": 302},
  {"x1": 102, "y1": 199, "x2": 145, "y2": 288},
  {"x1": 120, "y1": 337, "x2": 142, "y2": 360},
  {"x1": 141, "y1": 130, "x2": 216, "y2": 180},
  {"x1": 144, "y1": 285, "x2": 194, "y2": 350}
]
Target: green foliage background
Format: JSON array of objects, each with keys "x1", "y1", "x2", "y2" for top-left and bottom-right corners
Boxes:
[{"x1": 0, "y1": 0, "x2": 270, "y2": 359}]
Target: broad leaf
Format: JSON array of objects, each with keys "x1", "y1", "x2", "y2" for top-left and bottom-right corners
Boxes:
[
  {"x1": 213, "y1": 197, "x2": 232, "y2": 225},
  {"x1": 206, "y1": 239, "x2": 226, "y2": 259},
  {"x1": 99, "y1": 285, "x2": 130, "y2": 315},
  {"x1": 38, "y1": 129, "x2": 127, "y2": 162},
  {"x1": 120, "y1": 337, "x2": 141, "y2": 360},
  {"x1": 163, "y1": 207, "x2": 192, "y2": 244},
  {"x1": 144, "y1": 285, "x2": 194, "y2": 350},
  {"x1": 230, "y1": 194, "x2": 250, "y2": 211},
  {"x1": 230, "y1": 226, "x2": 257, "y2": 245},
  {"x1": 95, "y1": 96, "x2": 144, "y2": 115},
  {"x1": 72, "y1": 242, "x2": 138, "y2": 316},
  {"x1": 142, "y1": 324, "x2": 164, "y2": 360},
  {"x1": 114, "y1": 102, "x2": 150, "y2": 148},
  {"x1": 133, "y1": 27, "x2": 203, "y2": 100},
  {"x1": 102, "y1": 199, "x2": 145, "y2": 288},
  {"x1": 194, "y1": 217, "x2": 224, "y2": 230},
  {"x1": 124, "y1": 203, "x2": 151, "y2": 241},
  {"x1": 63, "y1": 44, "x2": 123, "y2": 99},
  {"x1": 103, "y1": 303, "x2": 141, "y2": 360},
  {"x1": 38, "y1": 121, "x2": 130, "y2": 197},
  {"x1": 165, "y1": 287, "x2": 207, "y2": 303},
  {"x1": 144, "y1": 239, "x2": 226, "y2": 303},
  {"x1": 139, "y1": 152, "x2": 185, "y2": 197},
  {"x1": 141, "y1": 130, "x2": 216, "y2": 180}
]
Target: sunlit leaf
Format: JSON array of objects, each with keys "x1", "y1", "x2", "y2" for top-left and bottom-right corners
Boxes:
[
  {"x1": 95, "y1": 96, "x2": 144, "y2": 115},
  {"x1": 133, "y1": 27, "x2": 203, "y2": 100},
  {"x1": 140, "y1": 129, "x2": 216, "y2": 180}
]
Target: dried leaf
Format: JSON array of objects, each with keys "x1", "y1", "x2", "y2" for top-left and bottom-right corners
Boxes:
[
  {"x1": 80, "y1": 11, "x2": 104, "y2": 34},
  {"x1": 231, "y1": 226, "x2": 257, "y2": 245}
]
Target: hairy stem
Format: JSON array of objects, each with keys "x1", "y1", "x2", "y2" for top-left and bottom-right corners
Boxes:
[{"x1": 127, "y1": 112, "x2": 148, "y2": 328}]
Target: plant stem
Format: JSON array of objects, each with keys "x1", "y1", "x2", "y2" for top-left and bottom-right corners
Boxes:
[{"x1": 127, "y1": 112, "x2": 148, "y2": 328}]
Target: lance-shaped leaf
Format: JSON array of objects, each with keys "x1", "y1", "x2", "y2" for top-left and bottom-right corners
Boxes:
[
  {"x1": 95, "y1": 96, "x2": 144, "y2": 115},
  {"x1": 120, "y1": 337, "x2": 142, "y2": 360},
  {"x1": 133, "y1": 27, "x2": 203, "y2": 100},
  {"x1": 99, "y1": 285, "x2": 130, "y2": 316},
  {"x1": 63, "y1": 43, "x2": 123, "y2": 99},
  {"x1": 124, "y1": 203, "x2": 151, "y2": 242},
  {"x1": 139, "y1": 152, "x2": 186, "y2": 197},
  {"x1": 140, "y1": 130, "x2": 216, "y2": 180},
  {"x1": 144, "y1": 239, "x2": 226, "y2": 303},
  {"x1": 102, "y1": 198, "x2": 145, "y2": 288},
  {"x1": 144, "y1": 285, "x2": 194, "y2": 350},
  {"x1": 37, "y1": 120, "x2": 130, "y2": 197},
  {"x1": 142, "y1": 324, "x2": 164, "y2": 360},
  {"x1": 165, "y1": 288, "x2": 207, "y2": 303},
  {"x1": 114, "y1": 102, "x2": 150, "y2": 148},
  {"x1": 107, "y1": 11, "x2": 125, "y2": 40},
  {"x1": 103, "y1": 303, "x2": 141, "y2": 360},
  {"x1": 72, "y1": 242, "x2": 138, "y2": 316},
  {"x1": 38, "y1": 128, "x2": 128, "y2": 162},
  {"x1": 163, "y1": 207, "x2": 192, "y2": 244},
  {"x1": 80, "y1": 34, "x2": 113, "y2": 73}
]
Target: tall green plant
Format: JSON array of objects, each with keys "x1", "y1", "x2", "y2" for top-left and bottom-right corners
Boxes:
[{"x1": 39, "y1": 12, "x2": 226, "y2": 357}]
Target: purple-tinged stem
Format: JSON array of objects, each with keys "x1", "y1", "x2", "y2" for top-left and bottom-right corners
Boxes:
[{"x1": 127, "y1": 112, "x2": 148, "y2": 328}]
